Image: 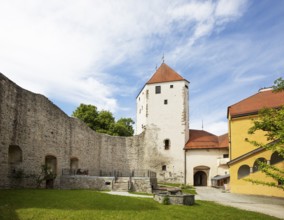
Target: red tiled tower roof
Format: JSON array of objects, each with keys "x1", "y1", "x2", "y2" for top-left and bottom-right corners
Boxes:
[
  {"x1": 184, "y1": 129, "x2": 228, "y2": 150},
  {"x1": 228, "y1": 89, "x2": 284, "y2": 118},
  {"x1": 147, "y1": 63, "x2": 187, "y2": 84}
]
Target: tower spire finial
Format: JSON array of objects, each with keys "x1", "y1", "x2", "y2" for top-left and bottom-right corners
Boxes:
[{"x1": 162, "y1": 53, "x2": 165, "y2": 63}]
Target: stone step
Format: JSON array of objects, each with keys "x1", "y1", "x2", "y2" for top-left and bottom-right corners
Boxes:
[
  {"x1": 112, "y1": 182, "x2": 129, "y2": 192},
  {"x1": 115, "y1": 177, "x2": 130, "y2": 183}
]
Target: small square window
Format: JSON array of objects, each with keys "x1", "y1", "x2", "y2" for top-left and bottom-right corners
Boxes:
[
  {"x1": 164, "y1": 139, "x2": 170, "y2": 150},
  {"x1": 223, "y1": 154, "x2": 229, "y2": 158},
  {"x1": 162, "y1": 165, "x2": 167, "y2": 171},
  {"x1": 170, "y1": 85, "x2": 173, "y2": 88},
  {"x1": 185, "y1": 85, "x2": 188, "y2": 89},
  {"x1": 164, "y1": 100, "x2": 168, "y2": 105},
  {"x1": 155, "y1": 86, "x2": 161, "y2": 94}
]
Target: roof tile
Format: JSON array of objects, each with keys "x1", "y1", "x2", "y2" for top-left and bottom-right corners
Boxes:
[
  {"x1": 147, "y1": 63, "x2": 186, "y2": 84},
  {"x1": 184, "y1": 129, "x2": 228, "y2": 150},
  {"x1": 228, "y1": 89, "x2": 284, "y2": 118}
]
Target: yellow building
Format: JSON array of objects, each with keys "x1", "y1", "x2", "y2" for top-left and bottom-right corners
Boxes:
[{"x1": 227, "y1": 88, "x2": 284, "y2": 197}]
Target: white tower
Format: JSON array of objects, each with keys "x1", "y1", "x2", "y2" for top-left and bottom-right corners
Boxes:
[{"x1": 136, "y1": 63, "x2": 189, "y2": 183}]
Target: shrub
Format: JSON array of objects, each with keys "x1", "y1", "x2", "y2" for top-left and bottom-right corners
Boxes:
[{"x1": 162, "y1": 195, "x2": 170, "y2": 205}]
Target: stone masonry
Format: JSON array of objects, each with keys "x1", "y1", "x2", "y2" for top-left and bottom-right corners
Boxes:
[{"x1": 0, "y1": 73, "x2": 158, "y2": 189}]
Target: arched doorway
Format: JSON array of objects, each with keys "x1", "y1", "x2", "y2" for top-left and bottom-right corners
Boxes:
[
  {"x1": 45, "y1": 155, "x2": 57, "y2": 188},
  {"x1": 193, "y1": 165, "x2": 210, "y2": 186},
  {"x1": 70, "y1": 157, "x2": 79, "y2": 174},
  {"x1": 194, "y1": 171, "x2": 207, "y2": 186}
]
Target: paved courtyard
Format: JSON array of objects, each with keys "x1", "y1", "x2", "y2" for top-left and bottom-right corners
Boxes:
[
  {"x1": 106, "y1": 187, "x2": 284, "y2": 219},
  {"x1": 195, "y1": 187, "x2": 284, "y2": 219}
]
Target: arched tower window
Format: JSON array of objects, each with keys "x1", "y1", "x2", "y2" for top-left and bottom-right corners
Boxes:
[
  {"x1": 253, "y1": 158, "x2": 267, "y2": 173},
  {"x1": 8, "y1": 145, "x2": 22, "y2": 164},
  {"x1": 271, "y1": 152, "x2": 283, "y2": 165},
  {"x1": 164, "y1": 139, "x2": 170, "y2": 150},
  {"x1": 238, "y1": 165, "x2": 250, "y2": 179}
]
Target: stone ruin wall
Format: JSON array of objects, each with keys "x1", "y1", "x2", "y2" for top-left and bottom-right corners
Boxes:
[{"x1": 0, "y1": 73, "x2": 148, "y2": 188}]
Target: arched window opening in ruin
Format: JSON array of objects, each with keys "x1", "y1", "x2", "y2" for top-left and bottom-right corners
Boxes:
[
  {"x1": 164, "y1": 139, "x2": 170, "y2": 150},
  {"x1": 45, "y1": 155, "x2": 57, "y2": 175},
  {"x1": 252, "y1": 157, "x2": 267, "y2": 173},
  {"x1": 70, "y1": 157, "x2": 79, "y2": 171},
  {"x1": 194, "y1": 171, "x2": 207, "y2": 186},
  {"x1": 238, "y1": 164, "x2": 250, "y2": 179},
  {"x1": 8, "y1": 145, "x2": 22, "y2": 164},
  {"x1": 270, "y1": 152, "x2": 283, "y2": 165},
  {"x1": 162, "y1": 165, "x2": 167, "y2": 171}
]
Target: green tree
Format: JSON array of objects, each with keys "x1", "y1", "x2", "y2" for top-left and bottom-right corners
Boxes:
[
  {"x1": 95, "y1": 110, "x2": 115, "y2": 135},
  {"x1": 272, "y1": 77, "x2": 284, "y2": 92},
  {"x1": 245, "y1": 78, "x2": 284, "y2": 189},
  {"x1": 112, "y1": 118, "x2": 134, "y2": 136},
  {"x1": 72, "y1": 104, "x2": 98, "y2": 130},
  {"x1": 72, "y1": 104, "x2": 134, "y2": 136}
]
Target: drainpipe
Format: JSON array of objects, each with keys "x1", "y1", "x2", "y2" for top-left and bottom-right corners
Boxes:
[{"x1": 184, "y1": 149, "x2": 187, "y2": 185}]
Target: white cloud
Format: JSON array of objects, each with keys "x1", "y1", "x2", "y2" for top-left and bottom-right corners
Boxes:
[
  {"x1": 0, "y1": 0, "x2": 249, "y2": 114},
  {"x1": 215, "y1": 0, "x2": 247, "y2": 18}
]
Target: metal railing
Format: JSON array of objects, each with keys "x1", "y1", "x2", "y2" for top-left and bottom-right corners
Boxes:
[
  {"x1": 62, "y1": 168, "x2": 156, "y2": 178},
  {"x1": 62, "y1": 168, "x2": 89, "y2": 176},
  {"x1": 99, "y1": 169, "x2": 156, "y2": 178}
]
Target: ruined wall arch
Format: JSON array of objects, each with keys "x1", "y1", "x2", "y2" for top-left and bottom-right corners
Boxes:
[{"x1": 8, "y1": 145, "x2": 22, "y2": 164}]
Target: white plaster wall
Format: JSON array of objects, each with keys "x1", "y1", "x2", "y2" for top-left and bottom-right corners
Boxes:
[
  {"x1": 185, "y1": 148, "x2": 229, "y2": 186},
  {"x1": 136, "y1": 80, "x2": 189, "y2": 182}
]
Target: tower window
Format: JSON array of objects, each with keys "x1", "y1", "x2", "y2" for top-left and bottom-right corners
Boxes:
[
  {"x1": 170, "y1": 85, "x2": 173, "y2": 88},
  {"x1": 185, "y1": 85, "x2": 188, "y2": 89},
  {"x1": 164, "y1": 100, "x2": 168, "y2": 105},
  {"x1": 155, "y1": 86, "x2": 161, "y2": 94},
  {"x1": 164, "y1": 139, "x2": 170, "y2": 150},
  {"x1": 162, "y1": 165, "x2": 167, "y2": 171}
]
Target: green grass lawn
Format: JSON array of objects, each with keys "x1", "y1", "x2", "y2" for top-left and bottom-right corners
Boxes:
[{"x1": 0, "y1": 189, "x2": 279, "y2": 220}]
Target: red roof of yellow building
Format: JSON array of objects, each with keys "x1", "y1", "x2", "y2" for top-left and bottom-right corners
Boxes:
[
  {"x1": 184, "y1": 129, "x2": 228, "y2": 150},
  {"x1": 228, "y1": 89, "x2": 284, "y2": 118},
  {"x1": 147, "y1": 63, "x2": 187, "y2": 84}
]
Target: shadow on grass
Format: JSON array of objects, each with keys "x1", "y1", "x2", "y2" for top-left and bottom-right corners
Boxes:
[{"x1": 0, "y1": 189, "x2": 159, "y2": 211}]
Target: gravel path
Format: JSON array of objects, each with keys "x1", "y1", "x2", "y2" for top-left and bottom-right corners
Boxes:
[
  {"x1": 195, "y1": 187, "x2": 284, "y2": 219},
  {"x1": 105, "y1": 191, "x2": 153, "y2": 198}
]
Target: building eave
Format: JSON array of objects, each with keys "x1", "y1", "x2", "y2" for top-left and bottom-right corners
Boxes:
[{"x1": 227, "y1": 147, "x2": 265, "y2": 166}]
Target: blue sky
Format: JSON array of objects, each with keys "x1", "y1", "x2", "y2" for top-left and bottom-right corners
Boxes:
[{"x1": 1, "y1": 0, "x2": 283, "y2": 135}]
